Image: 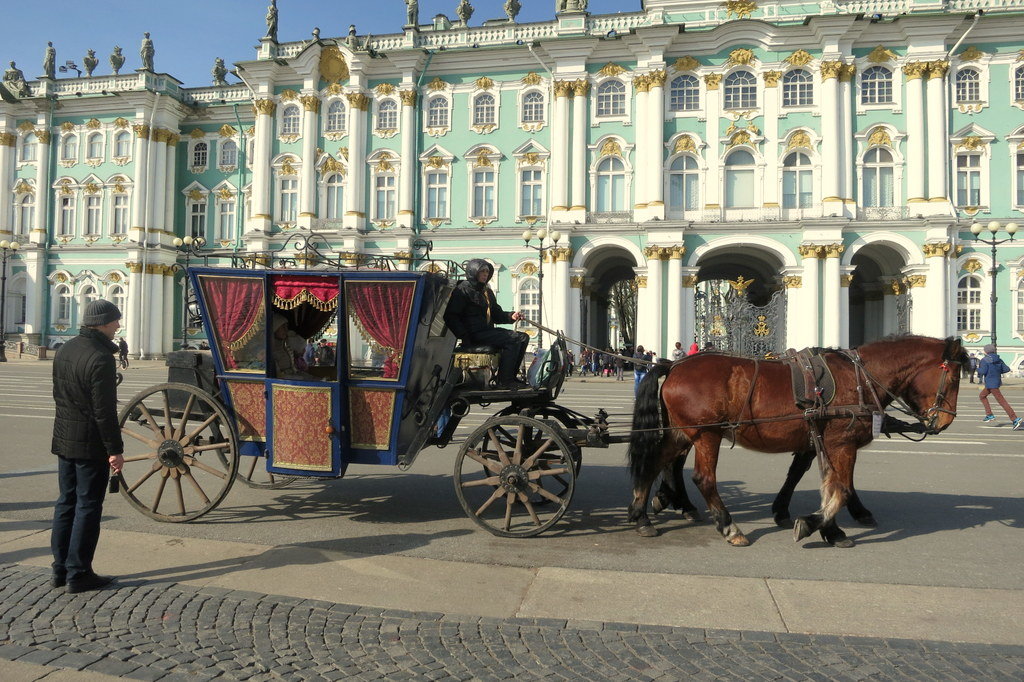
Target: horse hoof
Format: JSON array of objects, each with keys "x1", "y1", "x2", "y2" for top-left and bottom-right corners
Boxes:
[
  {"x1": 636, "y1": 524, "x2": 659, "y2": 538},
  {"x1": 682, "y1": 510, "x2": 703, "y2": 523},
  {"x1": 833, "y1": 537, "x2": 855, "y2": 548},
  {"x1": 774, "y1": 514, "x2": 793, "y2": 528},
  {"x1": 727, "y1": 534, "x2": 750, "y2": 547},
  {"x1": 853, "y1": 514, "x2": 877, "y2": 528},
  {"x1": 651, "y1": 492, "x2": 668, "y2": 515},
  {"x1": 793, "y1": 518, "x2": 813, "y2": 542}
]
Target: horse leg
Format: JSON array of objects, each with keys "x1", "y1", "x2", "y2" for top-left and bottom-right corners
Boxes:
[
  {"x1": 771, "y1": 450, "x2": 814, "y2": 528},
  {"x1": 691, "y1": 432, "x2": 749, "y2": 546},
  {"x1": 846, "y1": 487, "x2": 877, "y2": 527},
  {"x1": 793, "y1": 444, "x2": 856, "y2": 548},
  {"x1": 651, "y1": 448, "x2": 703, "y2": 522},
  {"x1": 628, "y1": 438, "x2": 686, "y2": 538}
]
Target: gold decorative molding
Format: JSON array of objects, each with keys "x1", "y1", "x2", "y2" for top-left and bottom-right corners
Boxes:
[
  {"x1": 905, "y1": 274, "x2": 927, "y2": 288},
  {"x1": 553, "y1": 80, "x2": 573, "y2": 98},
  {"x1": 187, "y1": 189, "x2": 205, "y2": 202},
  {"x1": 300, "y1": 95, "x2": 320, "y2": 112},
  {"x1": 85, "y1": 118, "x2": 102, "y2": 130},
  {"x1": 958, "y1": 46, "x2": 984, "y2": 62},
  {"x1": 425, "y1": 155, "x2": 447, "y2": 169},
  {"x1": 83, "y1": 182, "x2": 101, "y2": 195},
  {"x1": 326, "y1": 83, "x2": 344, "y2": 96},
  {"x1": 279, "y1": 89, "x2": 299, "y2": 102},
  {"x1": 786, "y1": 130, "x2": 812, "y2": 150},
  {"x1": 635, "y1": 275, "x2": 648, "y2": 288},
  {"x1": 727, "y1": 131, "x2": 751, "y2": 148},
  {"x1": 113, "y1": 117, "x2": 130, "y2": 129},
  {"x1": 726, "y1": 48, "x2": 756, "y2": 68},
  {"x1": 346, "y1": 92, "x2": 369, "y2": 111},
  {"x1": 36, "y1": 130, "x2": 51, "y2": 144},
  {"x1": 472, "y1": 149, "x2": 494, "y2": 167},
  {"x1": 14, "y1": 179, "x2": 33, "y2": 194},
  {"x1": 522, "y1": 72, "x2": 543, "y2": 86},
  {"x1": 674, "y1": 135, "x2": 697, "y2": 153},
  {"x1": 729, "y1": 276, "x2": 754, "y2": 293},
  {"x1": 927, "y1": 60, "x2": 949, "y2": 79},
  {"x1": 374, "y1": 83, "x2": 396, "y2": 96},
  {"x1": 321, "y1": 155, "x2": 346, "y2": 174},
  {"x1": 673, "y1": 56, "x2": 700, "y2": 72},
  {"x1": 373, "y1": 152, "x2": 394, "y2": 173},
  {"x1": 783, "y1": 275, "x2": 802, "y2": 289},
  {"x1": 0, "y1": 132, "x2": 15, "y2": 147},
  {"x1": 218, "y1": 124, "x2": 237, "y2": 138},
  {"x1": 954, "y1": 135, "x2": 986, "y2": 151},
  {"x1": 866, "y1": 46, "x2": 898, "y2": 64},
  {"x1": 669, "y1": 246, "x2": 686, "y2": 260},
  {"x1": 785, "y1": 50, "x2": 814, "y2": 67},
  {"x1": 762, "y1": 71, "x2": 781, "y2": 87},
  {"x1": 253, "y1": 99, "x2": 276, "y2": 116},
  {"x1": 319, "y1": 46, "x2": 349, "y2": 83},
  {"x1": 824, "y1": 244, "x2": 845, "y2": 258},
  {"x1": 839, "y1": 64, "x2": 857, "y2": 82},
  {"x1": 427, "y1": 77, "x2": 448, "y2": 92},
  {"x1": 17, "y1": 121, "x2": 35, "y2": 133},
  {"x1": 400, "y1": 89, "x2": 417, "y2": 107},
  {"x1": 902, "y1": 62, "x2": 929, "y2": 80},
  {"x1": 703, "y1": 73, "x2": 722, "y2": 90},
  {"x1": 571, "y1": 79, "x2": 590, "y2": 97},
  {"x1": 798, "y1": 244, "x2": 824, "y2": 259},
  {"x1": 633, "y1": 74, "x2": 652, "y2": 93},
  {"x1": 280, "y1": 158, "x2": 298, "y2": 175},
  {"x1": 922, "y1": 242, "x2": 953, "y2": 258},
  {"x1": 597, "y1": 63, "x2": 626, "y2": 78},
  {"x1": 570, "y1": 275, "x2": 585, "y2": 289},
  {"x1": 962, "y1": 258, "x2": 983, "y2": 274},
  {"x1": 648, "y1": 70, "x2": 667, "y2": 88},
  {"x1": 722, "y1": 0, "x2": 757, "y2": 19},
  {"x1": 840, "y1": 274, "x2": 853, "y2": 288},
  {"x1": 681, "y1": 275, "x2": 698, "y2": 288},
  {"x1": 867, "y1": 126, "x2": 892, "y2": 148},
  {"x1": 60, "y1": 122, "x2": 76, "y2": 133},
  {"x1": 475, "y1": 76, "x2": 495, "y2": 90},
  {"x1": 820, "y1": 61, "x2": 844, "y2": 81},
  {"x1": 599, "y1": 139, "x2": 622, "y2": 157}
]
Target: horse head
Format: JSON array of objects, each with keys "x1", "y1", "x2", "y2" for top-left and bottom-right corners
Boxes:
[{"x1": 901, "y1": 336, "x2": 968, "y2": 435}]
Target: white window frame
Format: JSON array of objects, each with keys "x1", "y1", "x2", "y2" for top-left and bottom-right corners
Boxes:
[
  {"x1": 279, "y1": 104, "x2": 302, "y2": 139},
  {"x1": 15, "y1": 192, "x2": 35, "y2": 236},
  {"x1": 955, "y1": 152, "x2": 986, "y2": 209},
  {"x1": 323, "y1": 98, "x2": 347, "y2": 139},
  {"x1": 84, "y1": 193, "x2": 103, "y2": 236},
  {"x1": 782, "y1": 68, "x2": 814, "y2": 108},
  {"x1": 372, "y1": 173, "x2": 397, "y2": 223},
  {"x1": 518, "y1": 166, "x2": 545, "y2": 220},
  {"x1": 1013, "y1": 64, "x2": 1024, "y2": 108},
  {"x1": 374, "y1": 98, "x2": 399, "y2": 138},
  {"x1": 666, "y1": 153, "x2": 702, "y2": 217},
  {"x1": 214, "y1": 191, "x2": 237, "y2": 242},
  {"x1": 516, "y1": 276, "x2": 540, "y2": 335},
  {"x1": 593, "y1": 79, "x2": 628, "y2": 121},
  {"x1": 59, "y1": 133, "x2": 78, "y2": 165},
  {"x1": 723, "y1": 148, "x2": 761, "y2": 210},
  {"x1": 854, "y1": 125, "x2": 906, "y2": 211},
  {"x1": 113, "y1": 130, "x2": 132, "y2": 160},
  {"x1": 111, "y1": 191, "x2": 130, "y2": 235},
  {"x1": 107, "y1": 285, "x2": 127, "y2": 326},
  {"x1": 219, "y1": 139, "x2": 239, "y2": 170},
  {"x1": 470, "y1": 92, "x2": 498, "y2": 133},
  {"x1": 956, "y1": 274, "x2": 984, "y2": 333},
  {"x1": 668, "y1": 73, "x2": 701, "y2": 114},
  {"x1": 190, "y1": 139, "x2": 209, "y2": 172},
  {"x1": 53, "y1": 284, "x2": 72, "y2": 325},
  {"x1": 1012, "y1": 132, "x2": 1024, "y2": 211},
  {"x1": 860, "y1": 147, "x2": 897, "y2": 208},
  {"x1": 19, "y1": 132, "x2": 37, "y2": 164},
  {"x1": 85, "y1": 132, "x2": 105, "y2": 163},
  {"x1": 319, "y1": 171, "x2": 346, "y2": 221},
  {"x1": 723, "y1": 69, "x2": 759, "y2": 111},
  {"x1": 856, "y1": 65, "x2": 903, "y2": 114},
  {"x1": 470, "y1": 167, "x2": 497, "y2": 220},
  {"x1": 518, "y1": 89, "x2": 547, "y2": 132},
  {"x1": 424, "y1": 93, "x2": 452, "y2": 137},
  {"x1": 54, "y1": 185, "x2": 78, "y2": 237}
]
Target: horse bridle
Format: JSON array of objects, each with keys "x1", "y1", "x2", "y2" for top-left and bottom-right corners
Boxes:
[{"x1": 924, "y1": 360, "x2": 961, "y2": 434}]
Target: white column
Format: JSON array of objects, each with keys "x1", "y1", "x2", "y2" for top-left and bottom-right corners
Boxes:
[
  {"x1": 570, "y1": 82, "x2": 588, "y2": 215},
  {"x1": 146, "y1": 267, "x2": 164, "y2": 358},
  {"x1": 568, "y1": 268, "x2": 584, "y2": 350},
  {"x1": 23, "y1": 250, "x2": 45, "y2": 340},
  {"x1": 552, "y1": 248, "x2": 571, "y2": 334},
  {"x1": 783, "y1": 271, "x2": 806, "y2": 349},
  {"x1": 130, "y1": 125, "x2": 150, "y2": 233},
  {"x1": 251, "y1": 99, "x2": 275, "y2": 229},
  {"x1": 762, "y1": 72, "x2": 781, "y2": 209},
  {"x1": 647, "y1": 70, "x2": 667, "y2": 218},
  {"x1": 799, "y1": 245, "x2": 821, "y2": 347},
  {"x1": 634, "y1": 267, "x2": 654, "y2": 349},
  {"x1": 550, "y1": 81, "x2": 571, "y2": 218},
  {"x1": 633, "y1": 81, "x2": 650, "y2": 212},
  {"x1": 819, "y1": 63, "x2": 842, "y2": 208},
  {"x1": 149, "y1": 130, "x2": 168, "y2": 231},
  {"x1": 903, "y1": 63, "x2": 927, "y2": 203},
  {"x1": 681, "y1": 268, "x2": 698, "y2": 347},
  {"x1": 163, "y1": 269, "x2": 175, "y2": 355},
  {"x1": 839, "y1": 267, "x2": 854, "y2": 348},
  {"x1": 164, "y1": 134, "x2": 177, "y2": 237},
  {"x1": 926, "y1": 62, "x2": 949, "y2": 203},
  {"x1": 0, "y1": 133, "x2": 14, "y2": 235},
  {"x1": 925, "y1": 249, "x2": 950, "y2": 337},
  {"x1": 821, "y1": 244, "x2": 843, "y2": 347},
  {"x1": 398, "y1": 89, "x2": 416, "y2": 229},
  {"x1": 299, "y1": 95, "x2": 320, "y2": 226},
  {"x1": 839, "y1": 67, "x2": 856, "y2": 214},
  {"x1": 703, "y1": 75, "x2": 721, "y2": 210},
  {"x1": 906, "y1": 273, "x2": 930, "y2": 336},
  {"x1": 33, "y1": 127, "x2": 53, "y2": 243},
  {"x1": 344, "y1": 92, "x2": 368, "y2": 230},
  {"x1": 126, "y1": 261, "x2": 143, "y2": 357},
  {"x1": 644, "y1": 248, "x2": 665, "y2": 355},
  {"x1": 666, "y1": 247, "x2": 683, "y2": 349},
  {"x1": 881, "y1": 280, "x2": 898, "y2": 336}
]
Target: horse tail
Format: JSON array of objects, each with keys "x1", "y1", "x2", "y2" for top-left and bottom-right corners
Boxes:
[{"x1": 628, "y1": 362, "x2": 673, "y2": 487}]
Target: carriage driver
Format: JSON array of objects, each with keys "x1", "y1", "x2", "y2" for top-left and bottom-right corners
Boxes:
[
  {"x1": 444, "y1": 259, "x2": 531, "y2": 390},
  {"x1": 271, "y1": 314, "x2": 317, "y2": 381}
]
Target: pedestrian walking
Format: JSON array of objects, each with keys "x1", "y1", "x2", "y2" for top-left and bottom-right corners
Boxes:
[
  {"x1": 671, "y1": 341, "x2": 685, "y2": 362},
  {"x1": 687, "y1": 341, "x2": 700, "y2": 356},
  {"x1": 117, "y1": 337, "x2": 129, "y2": 369},
  {"x1": 614, "y1": 352, "x2": 624, "y2": 381},
  {"x1": 633, "y1": 345, "x2": 652, "y2": 395},
  {"x1": 50, "y1": 299, "x2": 125, "y2": 593},
  {"x1": 977, "y1": 344, "x2": 1022, "y2": 429},
  {"x1": 968, "y1": 352, "x2": 978, "y2": 383}
]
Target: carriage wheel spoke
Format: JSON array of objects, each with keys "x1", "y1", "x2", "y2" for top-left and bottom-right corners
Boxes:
[
  {"x1": 521, "y1": 439, "x2": 556, "y2": 470},
  {"x1": 173, "y1": 471, "x2": 186, "y2": 516},
  {"x1": 503, "y1": 493, "x2": 515, "y2": 531},
  {"x1": 244, "y1": 456, "x2": 258, "y2": 481},
  {"x1": 152, "y1": 469, "x2": 169, "y2": 512},
  {"x1": 122, "y1": 453, "x2": 157, "y2": 463},
  {"x1": 173, "y1": 394, "x2": 196, "y2": 441},
  {"x1": 527, "y1": 481, "x2": 563, "y2": 505},
  {"x1": 134, "y1": 403, "x2": 165, "y2": 439},
  {"x1": 474, "y1": 486, "x2": 506, "y2": 516},
  {"x1": 128, "y1": 461, "x2": 162, "y2": 493},
  {"x1": 162, "y1": 391, "x2": 173, "y2": 440},
  {"x1": 488, "y1": 429, "x2": 512, "y2": 467},
  {"x1": 122, "y1": 428, "x2": 161, "y2": 449},
  {"x1": 181, "y1": 413, "x2": 218, "y2": 447},
  {"x1": 460, "y1": 475, "x2": 500, "y2": 488},
  {"x1": 183, "y1": 441, "x2": 229, "y2": 454},
  {"x1": 513, "y1": 426, "x2": 526, "y2": 465},
  {"x1": 183, "y1": 456, "x2": 228, "y2": 480},
  {"x1": 464, "y1": 448, "x2": 503, "y2": 475},
  {"x1": 516, "y1": 492, "x2": 542, "y2": 527},
  {"x1": 183, "y1": 470, "x2": 211, "y2": 505},
  {"x1": 529, "y1": 467, "x2": 569, "y2": 480}
]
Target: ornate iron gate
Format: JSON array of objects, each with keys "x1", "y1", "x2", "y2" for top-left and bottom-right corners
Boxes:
[
  {"x1": 895, "y1": 281, "x2": 912, "y2": 334},
  {"x1": 694, "y1": 278, "x2": 787, "y2": 357}
]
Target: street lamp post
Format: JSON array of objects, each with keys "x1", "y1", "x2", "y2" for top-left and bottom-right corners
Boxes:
[
  {"x1": 172, "y1": 235, "x2": 206, "y2": 348},
  {"x1": 970, "y1": 220, "x2": 1018, "y2": 350},
  {"x1": 522, "y1": 227, "x2": 561, "y2": 348},
  {"x1": 0, "y1": 240, "x2": 21, "y2": 363}
]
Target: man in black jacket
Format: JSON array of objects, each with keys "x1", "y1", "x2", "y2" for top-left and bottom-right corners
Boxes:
[
  {"x1": 444, "y1": 259, "x2": 530, "y2": 389},
  {"x1": 50, "y1": 299, "x2": 125, "y2": 593}
]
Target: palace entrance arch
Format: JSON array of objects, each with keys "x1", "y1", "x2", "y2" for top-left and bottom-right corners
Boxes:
[
  {"x1": 577, "y1": 246, "x2": 639, "y2": 351},
  {"x1": 848, "y1": 243, "x2": 912, "y2": 346}
]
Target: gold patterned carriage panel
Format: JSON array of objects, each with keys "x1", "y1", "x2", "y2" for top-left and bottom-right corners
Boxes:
[
  {"x1": 269, "y1": 383, "x2": 336, "y2": 472},
  {"x1": 348, "y1": 387, "x2": 396, "y2": 450},
  {"x1": 225, "y1": 379, "x2": 267, "y2": 442}
]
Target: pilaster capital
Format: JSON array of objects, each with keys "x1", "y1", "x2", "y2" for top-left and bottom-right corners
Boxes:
[
  {"x1": 819, "y1": 61, "x2": 844, "y2": 81},
  {"x1": 905, "y1": 274, "x2": 927, "y2": 288},
  {"x1": 668, "y1": 246, "x2": 686, "y2": 260},
  {"x1": 393, "y1": 250, "x2": 412, "y2": 264},
  {"x1": 681, "y1": 275, "x2": 698, "y2": 288},
  {"x1": 400, "y1": 89, "x2": 418, "y2": 106},
  {"x1": 824, "y1": 243, "x2": 845, "y2": 258},
  {"x1": 252, "y1": 99, "x2": 277, "y2": 116},
  {"x1": 125, "y1": 261, "x2": 143, "y2": 274},
  {"x1": 902, "y1": 61, "x2": 929, "y2": 81},
  {"x1": 554, "y1": 80, "x2": 574, "y2": 98},
  {"x1": 635, "y1": 275, "x2": 648, "y2": 288},
  {"x1": 927, "y1": 60, "x2": 949, "y2": 79},
  {"x1": 35, "y1": 130, "x2": 51, "y2": 144},
  {"x1": 345, "y1": 92, "x2": 370, "y2": 111},
  {"x1": 571, "y1": 79, "x2": 590, "y2": 97},
  {"x1": 300, "y1": 95, "x2": 321, "y2": 112},
  {"x1": 783, "y1": 275, "x2": 802, "y2": 288},
  {"x1": 798, "y1": 244, "x2": 824, "y2": 259},
  {"x1": 0, "y1": 132, "x2": 16, "y2": 147},
  {"x1": 922, "y1": 242, "x2": 954, "y2": 258},
  {"x1": 840, "y1": 274, "x2": 854, "y2": 288},
  {"x1": 648, "y1": 70, "x2": 667, "y2": 88},
  {"x1": 703, "y1": 73, "x2": 721, "y2": 90},
  {"x1": 570, "y1": 275, "x2": 585, "y2": 289},
  {"x1": 838, "y1": 64, "x2": 856, "y2": 82},
  {"x1": 762, "y1": 71, "x2": 782, "y2": 87},
  {"x1": 633, "y1": 74, "x2": 651, "y2": 93},
  {"x1": 132, "y1": 124, "x2": 150, "y2": 139}
]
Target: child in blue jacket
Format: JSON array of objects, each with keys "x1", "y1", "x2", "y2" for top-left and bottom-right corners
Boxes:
[{"x1": 977, "y1": 344, "x2": 1022, "y2": 429}]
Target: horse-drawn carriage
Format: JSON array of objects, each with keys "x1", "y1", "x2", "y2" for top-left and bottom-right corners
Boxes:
[{"x1": 114, "y1": 251, "x2": 624, "y2": 537}]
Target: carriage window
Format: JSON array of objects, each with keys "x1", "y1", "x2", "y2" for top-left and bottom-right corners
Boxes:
[
  {"x1": 198, "y1": 275, "x2": 267, "y2": 373},
  {"x1": 345, "y1": 280, "x2": 416, "y2": 381}
]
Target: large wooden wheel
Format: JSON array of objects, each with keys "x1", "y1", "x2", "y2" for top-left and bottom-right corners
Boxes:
[
  {"x1": 116, "y1": 382, "x2": 238, "y2": 522},
  {"x1": 454, "y1": 416, "x2": 576, "y2": 538},
  {"x1": 234, "y1": 453, "x2": 295, "y2": 489}
]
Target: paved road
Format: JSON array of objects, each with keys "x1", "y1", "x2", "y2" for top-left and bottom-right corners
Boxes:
[{"x1": 1, "y1": 357, "x2": 1022, "y2": 679}]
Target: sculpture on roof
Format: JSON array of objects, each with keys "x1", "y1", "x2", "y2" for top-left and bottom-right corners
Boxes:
[
  {"x1": 558, "y1": 0, "x2": 588, "y2": 11},
  {"x1": 43, "y1": 42, "x2": 56, "y2": 79},
  {"x1": 212, "y1": 58, "x2": 229, "y2": 87},
  {"x1": 3, "y1": 61, "x2": 29, "y2": 97},
  {"x1": 83, "y1": 50, "x2": 98, "y2": 77},
  {"x1": 344, "y1": 25, "x2": 359, "y2": 50},
  {"x1": 456, "y1": 0, "x2": 474, "y2": 25},
  {"x1": 110, "y1": 46, "x2": 125, "y2": 75},
  {"x1": 504, "y1": 0, "x2": 522, "y2": 22},
  {"x1": 405, "y1": 0, "x2": 419, "y2": 27},
  {"x1": 266, "y1": 1, "x2": 279, "y2": 42},
  {"x1": 140, "y1": 32, "x2": 155, "y2": 72}
]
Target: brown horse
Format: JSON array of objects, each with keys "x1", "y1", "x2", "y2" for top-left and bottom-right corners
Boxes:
[{"x1": 627, "y1": 336, "x2": 966, "y2": 547}]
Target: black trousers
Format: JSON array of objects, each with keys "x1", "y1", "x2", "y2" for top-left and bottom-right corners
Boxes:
[
  {"x1": 51, "y1": 456, "x2": 108, "y2": 583},
  {"x1": 469, "y1": 327, "x2": 530, "y2": 382}
]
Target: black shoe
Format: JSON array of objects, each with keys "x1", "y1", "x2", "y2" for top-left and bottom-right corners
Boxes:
[
  {"x1": 67, "y1": 573, "x2": 115, "y2": 594},
  {"x1": 497, "y1": 379, "x2": 531, "y2": 391},
  {"x1": 50, "y1": 573, "x2": 66, "y2": 589}
]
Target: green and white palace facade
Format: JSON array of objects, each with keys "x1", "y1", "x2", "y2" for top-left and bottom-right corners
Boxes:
[{"x1": 3, "y1": 0, "x2": 1024, "y2": 363}]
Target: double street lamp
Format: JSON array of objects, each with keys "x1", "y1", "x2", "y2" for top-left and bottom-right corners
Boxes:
[
  {"x1": 969, "y1": 220, "x2": 1018, "y2": 350},
  {"x1": 0, "y1": 240, "x2": 20, "y2": 363},
  {"x1": 172, "y1": 235, "x2": 206, "y2": 347},
  {"x1": 521, "y1": 227, "x2": 561, "y2": 348}
]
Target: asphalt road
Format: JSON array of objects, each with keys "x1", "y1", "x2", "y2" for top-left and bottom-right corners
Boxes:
[{"x1": 2, "y1": 359, "x2": 1022, "y2": 592}]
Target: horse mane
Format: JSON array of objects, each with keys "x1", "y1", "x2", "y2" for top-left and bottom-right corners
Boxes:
[{"x1": 856, "y1": 334, "x2": 966, "y2": 383}]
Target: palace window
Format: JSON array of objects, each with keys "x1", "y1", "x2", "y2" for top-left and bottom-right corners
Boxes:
[
  {"x1": 108, "y1": 286, "x2": 126, "y2": 325},
  {"x1": 324, "y1": 173, "x2": 344, "y2": 219},
  {"x1": 1017, "y1": 152, "x2": 1024, "y2": 206},
  {"x1": 782, "y1": 69, "x2": 813, "y2": 107},
  {"x1": 114, "y1": 131, "x2": 131, "y2": 158},
  {"x1": 1016, "y1": 65, "x2": 1024, "y2": 102},
  {"x1": 426, "y1": 170, "x2": 448, "y2": 220},
  {"x1": 724, "y1": 150, "x2": 756, "y2": 208},
  {"x1": 724, "y1": 71, "x2": 757, "y2": 110},
  {"x1": 217, "y1": 199, "x2": 235, "y2": 241},
  {"x1": 957, "y1": 275, "x2": 982, "y2": 332},
  {"x1": 520, "y1": 169, "x2": 543, "y2": 217},
  {"x1": 79, "y1": 286, "x2": 98, "y2": 324},
  {"x1": 54, "y1": 285, "x2": 71, "y2": 324},
  {"x1": 1017, "y1": 278, "x2": 1024, "y2": 335},
  {"x1": 782, "y1": 152, "x2": 813, "y2": 208},
  {"x1": 59, "y1": 195, "x2": 75, "y2": 235},
  {"x1": 956, "y1": 153, "x2": 982, "y2": 207},
  {"x1": 669, "y1": 75, "x2": 700, "y2": 112},
  {"x1": 595, "y1": 157, "x2": 626, "y2": 212},
  {"x1": 189, "y1": 198, "x2": 208, "y2": 238},
  {"x1": 281, "y1": 105, "x2": 301, "y2": 136},
  {"x1": 112, "y1": 194, "x2": 129, "y2": 234},
  {"x1": 862, "y1": 148, "x2": 895, "y2": 207},
  {"x1": 326, "y1": 100, "x2": 346, "y2": 132},
  {"x1": 277, "y1": 177, "x2": 297, "y2": 223},
  {"x1": 192, "y1": 141, "x2": 208, "y2": 168},
  {"x1": 956, "y1": 68, "x2": 981, "y2": 103},
  {"x1": 473, "y1": 93, "x2": 496, "y2": 126},
  {"x1": 374, "y1": 174, "x2": 396, "y2": 221},
  {"x1": 61, "y1": 134, "x2": 78, "y2": 161},
  {"x1": 427, "y1": 97, "x2": 449, "y2": 128},
  {"x1": 471, "y1": 169, "x2": 496, "y2": 218},
  {"x1": 377, "y1": 99, "x2": 398, "y2": 131},
  {"x1": 517, "y1": 278, "x2": 539, "y2": 333},
  {"x1": 668, "y1": 155, "x2": 699, "y2": 212},
  {"x1": 86, "y1": 133, "x2": 103, "y2": 160},
  {"x1": 85, "y1": 195, "x2": 102, "y2": 235},
  {"x1": 521, "y1": 91, "x2": 545, "y2": 123},
  {"x1": 15, "y1": 195, "x2": 34, "y2": 236},
  {"x1": 219, "y1": 140, "x2": 238, "y2": 167},
  {"x1": 20, "y1": 133, "x2": 36, "y2": 162},
  {"x1": 860, "y1": 66, "x2": 893, "y2": 105},
  {"x1": 596, "y1": 80, "x2": 626, "y2": 117}
]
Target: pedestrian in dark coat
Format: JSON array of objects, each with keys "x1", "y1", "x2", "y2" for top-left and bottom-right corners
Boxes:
[
  {"x1": 444, "y1": 259, "x2": 529, "y2": 389},
  {"x1": 50, "y1": 299, "x2": 125, "y2": 593},
  {"x1": 977, "y1": 344, "x2": 1022, "y2": 429}
]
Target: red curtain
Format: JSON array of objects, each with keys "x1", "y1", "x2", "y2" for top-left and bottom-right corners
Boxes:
[
  {"x1": 271, "y1": 275, "x2": 339, "y2": 312},
  {"x1": 347, "y1": 281, "x2": 415, "y2": 378},
  {"x1": 200, "y1": 276, "x2": 265, "y2": 369}
]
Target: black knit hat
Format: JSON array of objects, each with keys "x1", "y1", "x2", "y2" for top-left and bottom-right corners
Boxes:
[{"x1": 82, "y1": 299, "x2": 122, "y2": 327}]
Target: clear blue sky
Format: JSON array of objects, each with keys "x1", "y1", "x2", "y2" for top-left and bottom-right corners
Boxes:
[{"x1": 6, "y1": 1, "x2": 636, "y2": 88}]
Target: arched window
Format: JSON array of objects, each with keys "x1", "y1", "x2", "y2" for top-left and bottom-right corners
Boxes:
[
  {"x1": 58, "y1": 195, "x2": 75, "y2": 236},
  {"x1": 522, "y1": 91, "x2": 545, "y2": 123},
  {"x1": 87, "y1": 133, "x2": 103, "y2": 160},
  {"x1": 54, "y1": 285, "x2": 72, "y2": 324},
  {"x1": 782, "y1": 69, "x2": 813, "y2": 107},
  {"x1": 425, "y1": 170, "x2": 448, "y2": 220},
  {"x1": 7, "y1": 276, "x2": 26, "y2": 328},
  {"x1": 669, "y1": 75, "x2": 700, "y2": 112},
  {"x1": 192, "y1": 142, "x2": 208, "y2": 168},
  {"x1": 427, "y1": 96, "x2": 449, "y2": 128},
  {"x1": 862, "y1": 147, "x2": 895, "y2": 207},
  {"x1": 112, "y1": 193, "x2": 129, "y2": 234},
  {"x1": 190, "y1": 196, "x2": 209, "y2": 237},
  {"x1": 85, "y1": 194, "x2": 102, "y2": 235},
  {"x1": 16, "y1": 195, "x2": 34, "y2": 236},
  {"x1": 326, "y1": 100, "x2": 346, "y2": 132},
  {"x1": 668, "y1": 156, "x2": 699, "y2": 212},
  {"x1": 108, "y1": 286, "x2": 126, "y2": 324},
  {"x1": 596, "y1": 80, "x2": 626, "y2": 117},
  {"x1": 724, "y1": 71, "x2": 757, "y2": 109},
  {"x1": 517, "y1": 278, "x2": 539, "y2": 333},
  {"x1": 955, "y1": 69, "x2": 981, "y2": 103},
  {"x1": 782, "y1": 152, "x2": 813, "y2": 208},
  {"x1": 473, "y1": 93, "x2": 496, "y2": 126},
  {"x1": 377, "y1": 99, "x2": 398, "y2": 130},
  {"x1": 861, "y1": 66, "x2": 893, "y2": 104},
  {"x1": 1016, "y1": 65, "x2": 1024, "y2": 102},
  {"x1": 1016, "y1": 151, "x2": 1024, "y2": 206},
  {"x1": 520, "y1": 168, "x2": 543, "y2": 216},
  {"x1": 217, "y1": 195, "x2": 236, "y2": 241},
  {"x1": 61, "y1": 134, "x2": 78, "y2": 161},
  {"x1": 20, "y1": 134, "x2": 36, "y2": 162},
  {"x1": 219, "y1": 140, "x2": 238, "y2": 167},
  {"x1": 325, "y1": 173, "x2": 345, "y2": 219},
  {"x1": 1017, "y1": 277, "x2": 1024, "y2": 335},
  {"x1": 595, "y1": 157, "x2": 626, "y2": 212},
  {"x1": 956, "y1": 275, "x2": 982, "y2": 332},
  {"x1": 114, "y1": 131, "x2": 131, "y2": 158},
  {"x1": 724, "y1": 150, "x2": 756, "y2": 208},
  {"x1": 281, "y1": 105, "x2": 301, "y2": 135},
  {"x1": 79, "y1": 286, "x2": 99, "y2": 324},
  {"x1": 374, "y1": 173, "x2": 396, "y2": 220},
  {"x1": 956, "y1": 153, "x2": 982, "y2": 207},
  {"x1": 471, "y1": 168, "x2": 496, "y2": 218}
]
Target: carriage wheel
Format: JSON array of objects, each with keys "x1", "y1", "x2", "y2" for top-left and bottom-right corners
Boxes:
[
  {"x1": 495, "y1": 405, "x2": 583, "y2": 494},
  {"x1": 233, "y1": 453, "x2": 296, "y2": 490},
  {"x1": 454, "y1": 416, "x2": 576, "y2": 538},
  {"x1": 116, "y1": 382, "x2": 238, "y2": 522}
]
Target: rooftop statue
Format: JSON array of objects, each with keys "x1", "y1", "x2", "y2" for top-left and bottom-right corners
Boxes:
[
  {"x1": 505, "y1": 0, "x2": 521, "y2": 22},
  {"x1": 140, "y1": 32, "x2": 155, "y2": 72},
  {"x1": 212, "y1": 57, "x2": 228, "y2": 87},
  {"x1": 266, "y1": 0, "x2": 279, "y2": 42},
  {"x1": 43, "y1": 42, "x2": 55, "y2": 79},
  {"x1": 312, "y1": 27, "x2": 321, "y2": 41},
  {"x1": 83, "y1": 49, "x2": 98, "y2": 77},
  {"x1": 558, "y1": 0, "x2": 588, "y2": 11},
  {"x1": 3, "y1": 61, "x2": 29, "y2": 97},
  {"x1": 344, "y1": 25, "x2": 359, "y2": 50},
  {"x1": 456, "y1": 0, "x2": 474, "y2": 25},
  {"x1": 405, "y1": 0, "x2": 419, "y2": 28},
  {"x1": 110, "y1": 46, "x2": 125, "y2": 75}
]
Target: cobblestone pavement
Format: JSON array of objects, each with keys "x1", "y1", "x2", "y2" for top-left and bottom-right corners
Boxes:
[{"x1": 1, "y1": 565, "x2": 1022, "y2": 681}]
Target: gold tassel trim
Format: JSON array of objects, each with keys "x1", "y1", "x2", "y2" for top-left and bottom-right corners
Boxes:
[{"x1": 273, "y1": 289, "x2": 339, "y2": 312}]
